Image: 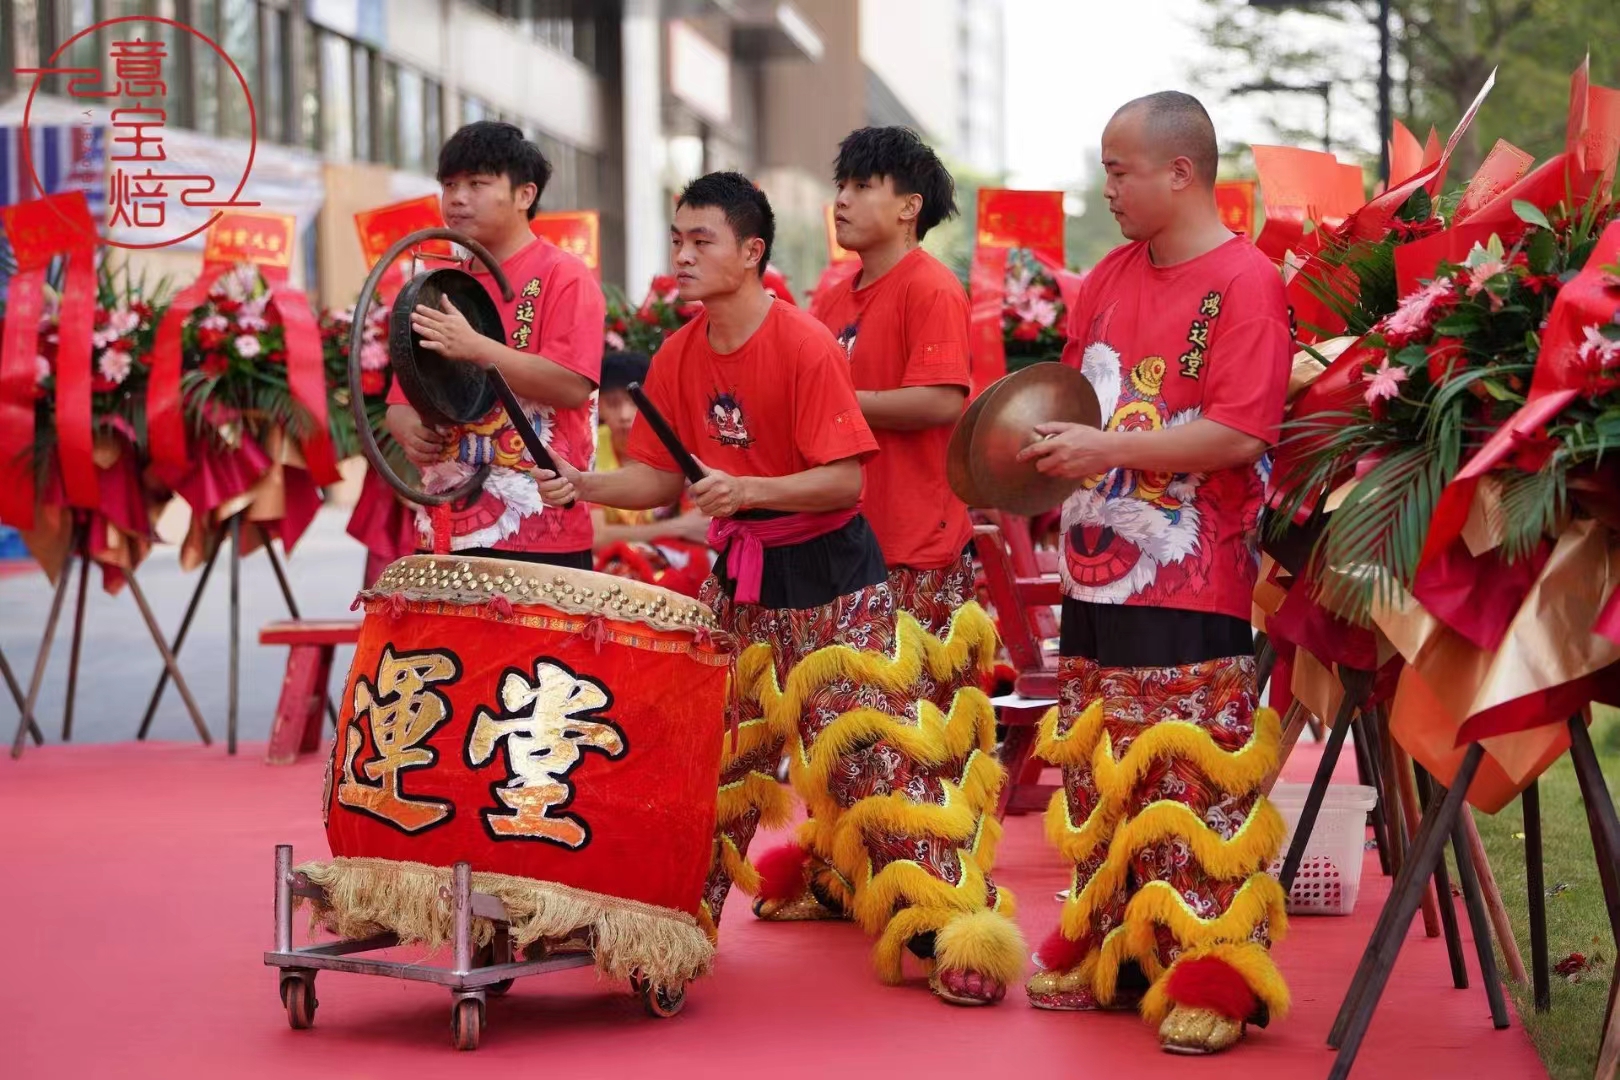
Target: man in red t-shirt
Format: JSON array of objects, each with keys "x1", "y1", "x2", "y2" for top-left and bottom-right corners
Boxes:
[
  {"x1": 810, "y1": 126, "x2": 975, "y2": 632},
  {"x1": 537, "y1": 172, "x2": 1022, "y2": 1007},
  {"x1": 1013, "y1": 93, "x2": 1291, "y2": 1054},
  {"x1": 385, "y1": 121, "x2": 603, "y2": 568}
]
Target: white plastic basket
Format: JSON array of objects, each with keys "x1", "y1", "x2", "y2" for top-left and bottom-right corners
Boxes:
[{"x1": 1265, "y1": 782, "x2": 1379, "y2": 916}]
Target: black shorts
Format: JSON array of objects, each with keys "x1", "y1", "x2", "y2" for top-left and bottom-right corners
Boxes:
[
  {"x1": 714, "y1": 513, "x2": 887, "y2": 610},
  {"x1": 1059, "y1": 598, "x2": 1255, "y2": 668}
]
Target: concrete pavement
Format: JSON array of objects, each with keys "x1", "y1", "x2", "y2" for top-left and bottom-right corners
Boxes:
[{"x1": 0, "y1": 506, "x2": 371, "y2": 748}]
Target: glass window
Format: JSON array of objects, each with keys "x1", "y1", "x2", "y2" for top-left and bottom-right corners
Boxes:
[
  {"x1": 192, "y1": 0, "x2": 220, "y2": 134},
  {"x1": 318, "y1": 33, "x2": 352, "y2": 161},
  {"x1": 352, "y1": 45, "x2": 372, "y2": 161},
  {"x1": 424, "y1": 79, "x2": 443, "y2": 173},
  {"x1": 219, "y1": 0, "x2": 255, "y2": 139},
  {"x1": 461, "y1": 95, "x2": 487, "y2": 126},
  {"x1": 261, "y1": 3, "x2": 286, "y2": 144},
  {"x1": 377, "y1": 59, "x2": 398, "y2": 165},
  {"x1": 297, "y1": 16, "x2": 320, "y2": 150},
  {"x1": 397, "y1": 66, "x2": 424, "y2": 173}
]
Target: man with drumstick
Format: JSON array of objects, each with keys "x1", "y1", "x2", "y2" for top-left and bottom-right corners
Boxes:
[
  {"x1": 535, "y1": 171, "x2": 1023, "y2": 1006},
  {"x1": 385, "y1": 120, "x2": 604, "y2": 568},
  {"x1": 1013, "y1": 92, "x2": 1292, "y2": 1053}
]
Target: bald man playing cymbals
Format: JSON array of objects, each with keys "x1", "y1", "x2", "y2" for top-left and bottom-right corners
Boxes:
[{"x1": 1016, "y1": 91, "x2": 1292, "y2": 1054}]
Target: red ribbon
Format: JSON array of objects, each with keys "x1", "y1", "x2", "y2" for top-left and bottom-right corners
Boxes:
[
  {"x1": 968, "y1": 245, "x2": 1009, "y2": 397},
  {"x1": 262, "y1": 265, "x2": 340, "y2": 487},
  {"x1": 0, "y1": 267, "x2": 45, "y2": 529},
  {"x1": 55, "y1": 253, "x2": 99, "y2": 510},
  {"x1": 147, "y1": 265, "x2": 228, "y2": 472}
]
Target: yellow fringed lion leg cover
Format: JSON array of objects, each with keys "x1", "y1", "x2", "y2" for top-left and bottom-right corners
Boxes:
[
  {"x1": 1028, "y1": 655, "x2": 1289, "y2": 1025},
  {"x1": 750, "y1": 601, "x2": 1026, "y2": 988}
]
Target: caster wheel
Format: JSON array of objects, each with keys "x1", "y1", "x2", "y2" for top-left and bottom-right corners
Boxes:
[
  {"x1": 640, "y1": 980, "x2": 685, "y2": 1018},
  {"x1": 474, "y1": 941, "x2": 514, "y2": 996},
  {"x1": 451, "y1": 997, "x2": 484, "y2": 1051},
  {"x1": 280, "y1": 974, "x2": 316, "y2": 1030}
]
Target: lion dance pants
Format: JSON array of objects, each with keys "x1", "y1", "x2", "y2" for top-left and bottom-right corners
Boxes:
[
  {"x1": 696, "y1": 553, "x2": 1025, "y2": 988},
  {"x1": 1031, "y1": 617, "x2": 1290, "y2": 1028}
]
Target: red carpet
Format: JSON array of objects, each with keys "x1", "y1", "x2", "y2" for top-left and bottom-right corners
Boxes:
[{"x1": 0, "y1": 739, "x2": 1544, "y2": 1079}]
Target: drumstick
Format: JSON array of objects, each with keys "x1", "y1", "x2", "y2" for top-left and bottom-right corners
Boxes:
[
  {"x1": 487, "y1": 366, "x2": 576, "y2": 510},
  {"x1": 628, "y1": 382, "x2": 707, "y2": 485}
]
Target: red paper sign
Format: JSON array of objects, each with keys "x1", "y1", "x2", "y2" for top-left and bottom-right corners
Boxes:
[
  {"x1": 531, "y1": 210, "x2": 601, "y2": 278},
  {"x1": 1453, "y1": 139, "x2": 1535, "y2": 224},
  {"x1": 824, "y1": 205, "x2": 859, "y2": 263},
  {"x1": 1214, "y1": 180, "x2": 1256, "y2": 237},
  {"x1": 1389, "y1": 120, "x2": 1425, "y2": 186},
  {"x1": 203, "y1": 210, "x2": 295, "y2": 270},
  {"x1": 354, "y1": 194, "x2": 450, "y2": 263},
  {"x1": 0, "y1": 190, "x2": 97, "y2": 268},
  {"x1": 976, "y1": 189, "x2": 1064, "y2": 263}
]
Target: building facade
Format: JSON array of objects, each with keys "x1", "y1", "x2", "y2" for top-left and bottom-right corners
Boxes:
[{"x1": 0, "y1": 0, "x2": 1003, "y2": 306}]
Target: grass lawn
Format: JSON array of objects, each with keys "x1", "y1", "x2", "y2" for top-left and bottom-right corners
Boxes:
[{"x1": 1473, "y1": 706, "x2": 1620, "y2": 1080}]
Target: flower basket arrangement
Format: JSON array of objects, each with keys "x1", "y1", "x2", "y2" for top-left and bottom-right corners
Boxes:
[
  {"x1": 1259, "y1": 61, "x2": 1620, "y2": 812},
  {"x1": 1001, "y1": 248, "x2": 1068, "y2": 372}
]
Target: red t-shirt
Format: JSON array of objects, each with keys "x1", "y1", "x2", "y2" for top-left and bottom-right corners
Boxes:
[
  {"x1": 810, "y1": 249, "x2": 972, "y2": 570},
  {"x1": 390, "y1": 237, "x2": 604, "y2": 554},
  {"x1": 626, "y1": 300, "x2": 878, "y2": 484},
  {"x1": 1057, "y1": 236, "x2": 1290, "y2": 621}
]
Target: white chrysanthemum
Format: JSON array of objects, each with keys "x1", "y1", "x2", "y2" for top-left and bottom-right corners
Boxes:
[{"x1": 234, "y1": 334, "x2": 262, "y2": 358}]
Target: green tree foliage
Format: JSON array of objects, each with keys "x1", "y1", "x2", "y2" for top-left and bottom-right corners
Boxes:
[{"x1": 1198, "y1": 0, "x2": 1620, "y2": 176}]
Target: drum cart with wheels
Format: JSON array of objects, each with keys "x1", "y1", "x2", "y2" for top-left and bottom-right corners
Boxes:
[{"x1": 263, "y1": 844, "x2": 688, "y2": 1050}]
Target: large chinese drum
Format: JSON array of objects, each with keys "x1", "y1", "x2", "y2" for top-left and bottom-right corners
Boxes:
[{"x1": 299, "y1": 555, "x2": 730, "y2": 987}]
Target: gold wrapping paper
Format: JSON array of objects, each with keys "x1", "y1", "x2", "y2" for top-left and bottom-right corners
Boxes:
[{"x1": 1376, "y1": 517, "x2": 1620, "y2": 812}]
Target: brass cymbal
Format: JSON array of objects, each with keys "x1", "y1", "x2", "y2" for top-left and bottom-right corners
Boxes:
[
  {"x1": 946, "y1": 385, "x2": 997, "y2": 507},
  {"x1": 948, "y1": 362, "x2": 1102, "y2": 516}
]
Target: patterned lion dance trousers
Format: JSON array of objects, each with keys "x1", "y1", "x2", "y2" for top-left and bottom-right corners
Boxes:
[
  {"x1": 1029, "y1": 601, "x2": 1290, "y2": 1027},
  {"x1": 696, "y1": 551, "x2": 1025, "y2": 989}
]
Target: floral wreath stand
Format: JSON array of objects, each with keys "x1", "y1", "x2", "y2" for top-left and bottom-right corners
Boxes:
[
  {"x1": 7, "y1": 508, "x2": 211, "y2": 758},
  {"x1": 1326, "y1": 706, "x2": 1620, "y2": 1080},
  {"x1": 132, "y1": 508, "x2": 335, "y2": 754}
]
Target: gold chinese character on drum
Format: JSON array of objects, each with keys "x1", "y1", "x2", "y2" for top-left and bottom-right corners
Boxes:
[{"x1": 300, "y1": 556, "x2": 731, "y2": 990}]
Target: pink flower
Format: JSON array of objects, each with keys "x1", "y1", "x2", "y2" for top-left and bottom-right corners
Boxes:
[
  {"x1": 234, "y1": 334, "x2": 262, "y2": 358},
  {"x1": 108, "y1": 307, "x2": 140, "y2": 335},
  {"x1": 1465, "y1": 259, "x2": 1507, "y2": 311},
  {"x1": 34, "y1": 355, "x2": 50, "y2": 385},
  {"x1": 1382, "y1": 278, "x2": 1456, "y2": 342},
  {"x1": 237, "y1": 312, "x2": 269, "y2": 332},
  {"x1": 605, "y1": 330, "x2": 625, "y2": 351},
  {"x1": 199, "y1": 313, "x2": 229, "y2": 332},
  {"x1": 98, "y1": 349, "x2": 133, "y2": 385},
  {"x1": 359, "y1": 340, "x2": 389, "y2": 371},
  {"x1": 1363, "y1": 357, "x2": 1409, "y2": 405},
  {"x1": 1579, "y1": 324, "x2": 1620, "y2": 371}
]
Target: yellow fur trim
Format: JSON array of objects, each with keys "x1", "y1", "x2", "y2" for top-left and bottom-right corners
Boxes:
[
  {"x1": 1035, "y1": 700, "x2": 1101, "y2": 766},
  {"x1": 1139, "y1": 942, "x2": 1291, "y2": 1025},
  {"x1": 715, "y1": 772, "x2": 795, "y2": 831},
  {"x1": 934, "y1": 909, "x2": 1027, "y2": 985},
  {"x1": 872, "y1": 906, "x2": 949, "y2": 984},
  {"x1": 298, "y1": 856, "x2": 713, "y2": 986},
  {"x1": 1122, "y1": 875, "x2": 1289, "y2": 954},
  {"x1": 1043, "y1": 707, "x2": 1283, "y2": 865},
  {"x1": 1060, "y1": 798, "x2": 1286, "y2": 940}
]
